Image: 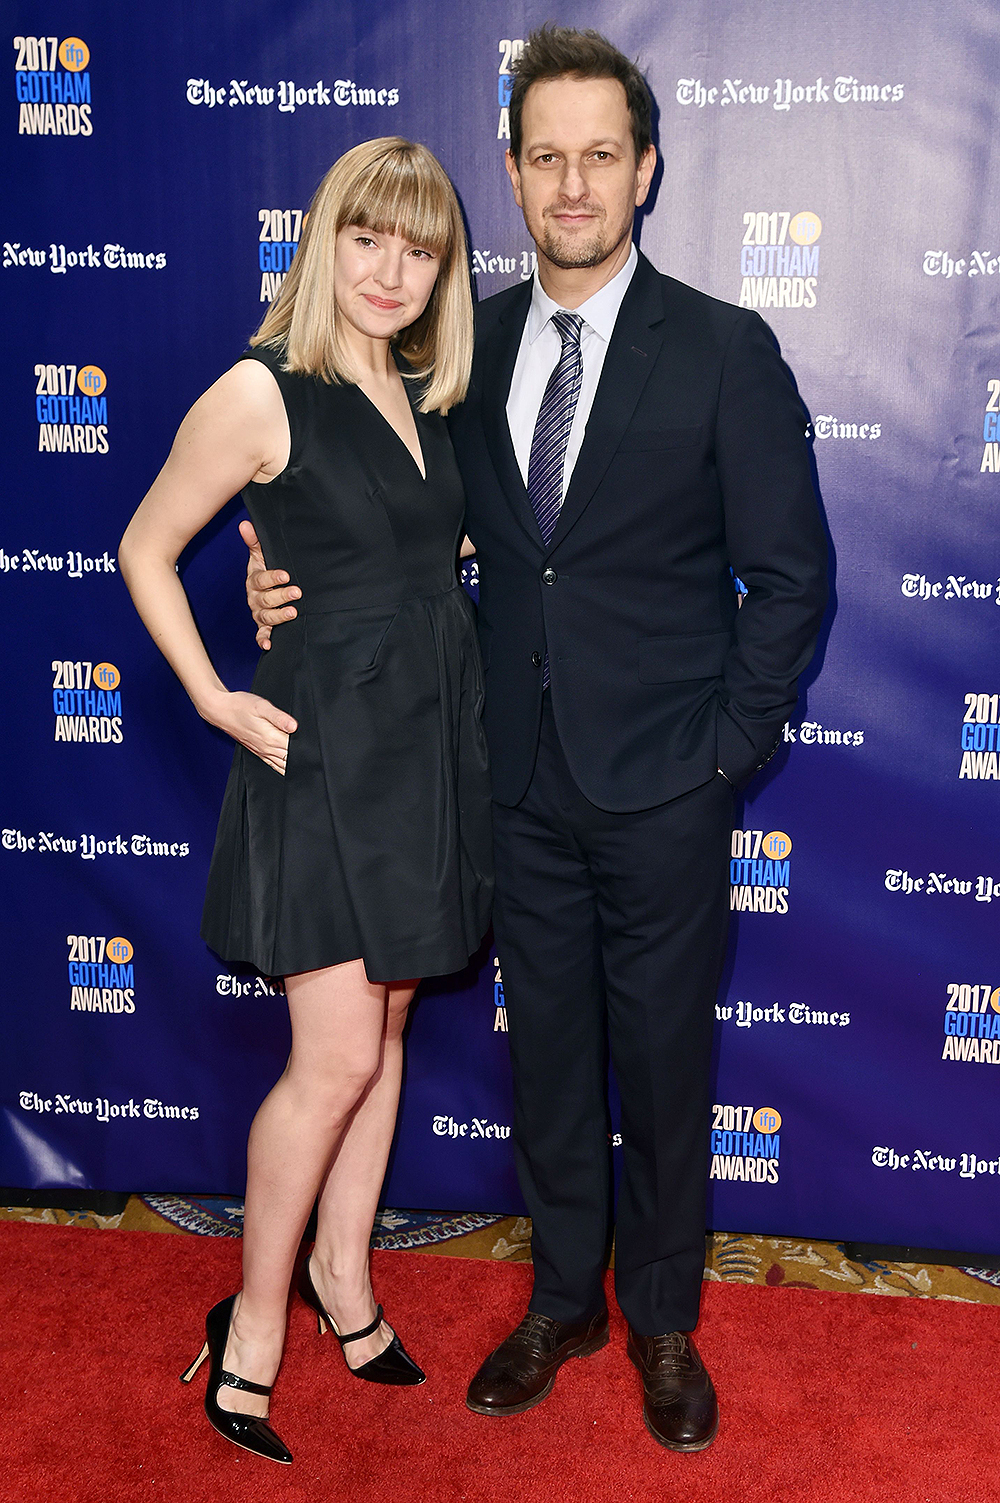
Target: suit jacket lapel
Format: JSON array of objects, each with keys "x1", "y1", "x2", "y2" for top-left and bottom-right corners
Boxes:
[
  {"x1": 546, "y1": 252, "x2": 666, "y2": 554},
  {"x1": 479, "y1": 281, "x2": 543, "y2": 548}
]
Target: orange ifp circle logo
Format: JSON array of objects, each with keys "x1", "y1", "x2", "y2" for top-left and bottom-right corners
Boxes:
[
  {"x1": 59, "y1": 38, "x2": 90, "y2": 71},
  {"x1": 789, "y1": 211, "x2": 821, "y2": 246},
  {"x1": 77, "y1": 366, "x2": 107, "y2": 396},
  {"x1": 763, "y1": 831, "x2": 792, "y2": 860}
]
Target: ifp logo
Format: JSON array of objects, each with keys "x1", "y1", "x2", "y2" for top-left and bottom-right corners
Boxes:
[
  {"x1": 730, "y1": 829, "x2": 793, "y2": 913},
  {"x1": 14, "y1": 34, "x2": 93, "y2": 135},
  {"x1": 59, "y1": 38, "x2": 89, "y2": 70}
]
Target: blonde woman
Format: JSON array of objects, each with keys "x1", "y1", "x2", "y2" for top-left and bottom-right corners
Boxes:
[{"x1": 119, "y1": 138, "x2": 492, "y2": 1464}]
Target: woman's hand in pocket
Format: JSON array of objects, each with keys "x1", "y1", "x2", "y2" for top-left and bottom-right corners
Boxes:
[{"x1": 198, "y1": 689, "x2": 297, "y2": 775}]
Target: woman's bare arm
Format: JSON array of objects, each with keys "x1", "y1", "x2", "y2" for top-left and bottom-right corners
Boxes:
[{"x1": 119, "y1": 360, "x2": 298, "y2": 771}]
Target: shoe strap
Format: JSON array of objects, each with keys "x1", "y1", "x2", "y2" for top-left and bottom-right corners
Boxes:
[
  {"x1": 336, "y1": 1305, "x2": 384, "y2": 1346},
  {"x1": 219, "y1": 1368, "x2": 273, "y2": 1397}
]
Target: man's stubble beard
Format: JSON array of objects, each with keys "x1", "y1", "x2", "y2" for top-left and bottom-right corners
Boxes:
[
  {"x1": 536, "y1": 207, "x2": 632, "y2": 272},
  {"x1": 539, "y1": 223, "x2": 610, "y2": 270}
]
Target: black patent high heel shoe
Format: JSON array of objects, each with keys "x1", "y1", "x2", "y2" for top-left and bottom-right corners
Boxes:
[
  {"x1": 298, "y1": 1254, "x2": 425, "y2": 1385},
  {"x1": 180, "y1": 1294, "x2": 293, "y2": 1464}
]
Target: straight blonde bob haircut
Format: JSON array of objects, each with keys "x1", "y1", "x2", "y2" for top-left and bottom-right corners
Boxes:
[{"x1": 251, "y1": 137, "x2": 472, "y2": 414}]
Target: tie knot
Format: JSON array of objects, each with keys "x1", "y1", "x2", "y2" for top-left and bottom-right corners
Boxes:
[{"x1": 551, "y1": 310, "x2": 583, "y2": 348}]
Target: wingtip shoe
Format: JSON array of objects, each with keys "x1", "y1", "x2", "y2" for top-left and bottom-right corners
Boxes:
[
  {"x1": 466, "y1": 1309, "x2": 609, "y2": 1416},
  {"x1": 626, "y1": 1327, "x2": 719, "y2": 1452}
]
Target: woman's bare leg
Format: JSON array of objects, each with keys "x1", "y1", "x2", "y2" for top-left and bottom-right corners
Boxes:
[
  {"x1": 218, "y1": 958, "x2": 391, "y2": 1416},
  {"x1": 309, "y1": 980, "x2": 418, "y2": 1367}
]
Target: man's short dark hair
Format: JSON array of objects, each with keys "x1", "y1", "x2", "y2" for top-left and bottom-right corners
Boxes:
[{"x1": 508, "y1": 25, "x2": 653, "y2": 164}]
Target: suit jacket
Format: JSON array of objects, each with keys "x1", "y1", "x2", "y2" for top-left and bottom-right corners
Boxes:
[{"x1": 448, "y1": 250, "x2": 828, "y2": 812}]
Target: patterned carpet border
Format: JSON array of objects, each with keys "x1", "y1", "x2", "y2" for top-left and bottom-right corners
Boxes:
[
  {"x1": 961, "y1": 1265, "x2": 1000, "y2": 1290},
  {"x1": 140, "y1": 1195, "x2": 244, "y2": 1237},
  {"x1": 369, "y1": 1209, "x2": 505, "y2": 1249},
  {"x1": 3, "y1": 1199, "x2": 998, "y2": 1305},
  {"x1": 139, "y1": 1196, "x2": 504, "y2": 1247}
]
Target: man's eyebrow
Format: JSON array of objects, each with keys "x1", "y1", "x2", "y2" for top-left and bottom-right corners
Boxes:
[{"x1": 525, "y1": 137, "x2": 624, "y2": 153}]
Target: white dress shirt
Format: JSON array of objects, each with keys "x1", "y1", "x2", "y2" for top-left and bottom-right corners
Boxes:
[{"x1": 506, "y1": 242, "x2": 638, "y2": 496}]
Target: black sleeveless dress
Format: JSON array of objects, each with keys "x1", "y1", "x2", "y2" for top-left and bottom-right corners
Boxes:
[{"x1": 201, "y1": 346, "x2": 493, "y2": 984}]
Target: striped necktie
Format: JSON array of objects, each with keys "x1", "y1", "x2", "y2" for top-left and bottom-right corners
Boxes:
[
  {"x1": 526, "y1": 311, "x2": 584, "y2": 546},
  {"x1": 526, "y1": 311, "x2": 583, "y2": 687}
]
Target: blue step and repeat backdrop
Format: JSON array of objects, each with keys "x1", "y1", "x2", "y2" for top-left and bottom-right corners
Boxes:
[{"x1": 4, "y1": 0, "x2": 999, "y2": 1253}]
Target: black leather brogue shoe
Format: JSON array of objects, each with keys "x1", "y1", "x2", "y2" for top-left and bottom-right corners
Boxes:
[
  {"x1": 466, "y1": 1309, "x2": 609, "y2": 1416},
  {"x1": 626, "y1": 1327, "x2": 719, "y2": 1452}
]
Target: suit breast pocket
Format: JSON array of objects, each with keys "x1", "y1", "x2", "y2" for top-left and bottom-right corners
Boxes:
[{"x1": 617, "y1": 424, "x2": 705, "y2": 453}]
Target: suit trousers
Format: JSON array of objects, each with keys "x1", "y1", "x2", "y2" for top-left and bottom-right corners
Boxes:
[{"x1": 491, "y1": 693, "x2": 734, "y2": 1336}]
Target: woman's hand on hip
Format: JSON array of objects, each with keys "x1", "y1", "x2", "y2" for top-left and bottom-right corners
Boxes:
[
  {"x1": 240, "y1": 520, "x2": 301, "y2": 651},
  {"x1": 199, "y1": 688, "x2": 297, "y2": 775}
]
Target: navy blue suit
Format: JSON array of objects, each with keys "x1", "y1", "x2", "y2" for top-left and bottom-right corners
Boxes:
[{"x1": 449, "y1": 251, "x2": 827, "y2": 1333}]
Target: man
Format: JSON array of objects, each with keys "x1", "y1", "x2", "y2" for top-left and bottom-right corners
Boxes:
[{"x1": 246, "y1": 27, "x2": 827, "y2": 1452}]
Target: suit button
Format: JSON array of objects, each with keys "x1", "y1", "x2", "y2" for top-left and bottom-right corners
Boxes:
[
  {"x1": 531, "y1": 651, "x2": 542, "y2": 667},
  {"x1": 541, "y1": 567, "x2": 558, "y2": 585}
]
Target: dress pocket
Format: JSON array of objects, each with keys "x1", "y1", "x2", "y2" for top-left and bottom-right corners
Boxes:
[{"x1": 357, "y1": 605, "x2": 402, "y2": 678}]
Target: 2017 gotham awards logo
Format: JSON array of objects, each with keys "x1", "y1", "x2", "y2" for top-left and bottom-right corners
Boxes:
[
  {"x1": 496, "y1": 38, "x2": 523, "y2": 140},
  {"x1": 257, "y1": 209, "x2": 301, "y2": 303},
  {"x1": 473, "y1": 44, "x2": 538, "y2": 290},
  {"x1": 491, "y1": 954, "x2": 508, "y2": 1033},
  {"x1": 34, "y1": 362, "x2": 108, "y2": 453},
  {"x1": 730, "y1": 828, "x2": 792, "y2": 913},
  {"x1": 739, "y1": 211, "x2": 820, "y2": 310},
  {"x1": 710, "y1": 1104, "x2": 781, "y2": 1182},
  {"x1": 960, "y1": 691, "x2": 999, "y2": 780},
  {"x1": 941, "y1": 981, "x2": 1000, "y2": 1066},
  {"x1": 14, "y1": 34, "x2": 91, "y2": 135},
  {"x1": 981, "y1": 380, "x2": 1000, "y2": 474},
  {"x1": 68, "y1": 931, "x2": 134, "y2": 1013},
  {"x1": 52, "y1": 658, "x2": 122, "y2": 743}
]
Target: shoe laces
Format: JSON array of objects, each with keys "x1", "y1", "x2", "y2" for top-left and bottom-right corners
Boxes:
[
  {"x1": 648, "y1": 1332, "x2": 693, "y2": 1372},
  {"x1": 510, "y1": 1312, "x2": 559, "y2": 1358}
]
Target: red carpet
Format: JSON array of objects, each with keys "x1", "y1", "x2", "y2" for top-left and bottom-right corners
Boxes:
[{"x1": 0, "y1": 1222, "x2": 996, "y2": 1503}]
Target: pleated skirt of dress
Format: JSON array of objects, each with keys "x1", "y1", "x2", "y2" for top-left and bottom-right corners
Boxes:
[{"x1": 201, "y1": 585, "x2": 493, "y2": 984}]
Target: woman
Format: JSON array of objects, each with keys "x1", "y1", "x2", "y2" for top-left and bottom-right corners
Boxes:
[{"x1": 119, "y1": 138, "x2": 492, "y2": 1465}]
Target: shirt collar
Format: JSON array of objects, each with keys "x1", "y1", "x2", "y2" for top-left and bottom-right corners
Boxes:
[{"x1": 526, "y1": 241, "x2": 638, "y2": 345}]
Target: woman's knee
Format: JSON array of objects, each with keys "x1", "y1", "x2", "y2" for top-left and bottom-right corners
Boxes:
[{"x1": 292, "y1": 1048, "x2": 382, "y2": 1115}]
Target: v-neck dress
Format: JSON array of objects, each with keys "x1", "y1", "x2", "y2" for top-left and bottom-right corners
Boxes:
[{"x1": 200, "y1": 345, "x2": 493, "y2": 983}]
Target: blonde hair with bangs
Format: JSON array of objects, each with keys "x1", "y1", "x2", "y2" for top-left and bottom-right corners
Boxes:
[{"x1": 251, "y1": 138, "x2": 472, "y2": 414}]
